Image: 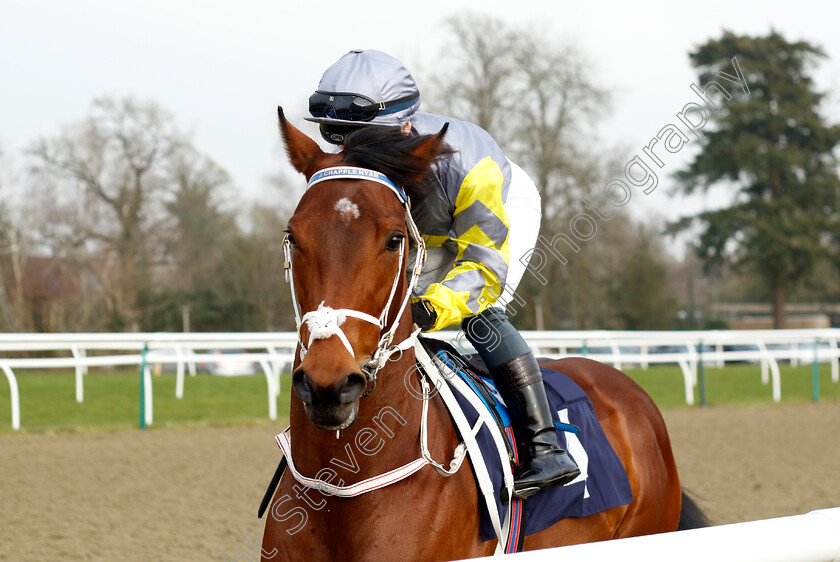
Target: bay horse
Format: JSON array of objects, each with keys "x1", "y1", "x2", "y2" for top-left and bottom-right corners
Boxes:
[{"x1": 261, "y1": 108, "x2": 696, "y2": 560}]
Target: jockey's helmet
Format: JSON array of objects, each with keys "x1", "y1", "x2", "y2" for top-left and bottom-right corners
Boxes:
[{"x1": 305, "y1": 50, "x2": 421, "y2": 145}]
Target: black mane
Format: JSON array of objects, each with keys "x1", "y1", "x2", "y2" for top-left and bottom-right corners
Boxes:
[{"x1": 340, "y1": 126, "x2": 451, "y2": 202}]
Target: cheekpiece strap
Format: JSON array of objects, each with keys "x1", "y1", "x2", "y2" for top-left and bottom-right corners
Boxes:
[{"x1": 307, "y1": 167, "x2": 408, "y2": 205}]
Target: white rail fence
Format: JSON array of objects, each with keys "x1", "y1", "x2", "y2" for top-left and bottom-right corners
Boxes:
[
  {"x1": 2, "y1": 329, "x2": 839, "y2": 430},
  {"x1": 457, "y1": 507, "x2": 840, "y2": 562},
  {"x1": 0, "y1": 333, "x2": 297, "y2": 430},
  {"x1": 510, "y1": 328, "x2": 840, "y2": 406}
]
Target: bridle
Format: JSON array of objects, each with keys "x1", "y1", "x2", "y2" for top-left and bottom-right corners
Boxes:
[
  {"x1": 277, "y1": 169, "x2": 474, "y2": 537},
  {"x1": 283, "y1": 166, "x2": 426, "y2": 396}
]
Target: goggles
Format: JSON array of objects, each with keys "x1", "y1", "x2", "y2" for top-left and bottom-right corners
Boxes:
[{"x1": 309, "y1": 90, "x2": 420, "y2": 122}]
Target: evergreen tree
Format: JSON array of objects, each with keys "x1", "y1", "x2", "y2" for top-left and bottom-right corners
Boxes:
[{"x1": 672, "y1": 31, "x2": 840, "y2": 328}]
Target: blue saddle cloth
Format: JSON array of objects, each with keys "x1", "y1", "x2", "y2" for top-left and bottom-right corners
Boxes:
[{"x1": 437, "y1": 350, "x2": 634, "y2": 541}]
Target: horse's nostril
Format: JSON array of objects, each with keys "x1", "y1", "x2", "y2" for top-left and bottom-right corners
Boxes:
[
  {"x1": 338, "y1": 373, "x2": 367, "y2": 404},
  {"x1": 292, "y1": 370, "x2": 314, "y2": 405},
  {"x1": 293, "y1": 370, "x2": 365, "y2": 406}
]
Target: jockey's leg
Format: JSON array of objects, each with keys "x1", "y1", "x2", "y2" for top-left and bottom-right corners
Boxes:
[{"x1": 462, "y1": 308, "x2": 580, "y2": 499}]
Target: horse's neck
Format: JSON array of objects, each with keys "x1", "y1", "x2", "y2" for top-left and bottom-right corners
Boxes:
[{"x1": 289, "y1": 347, "x2": 426, "y2": 478}]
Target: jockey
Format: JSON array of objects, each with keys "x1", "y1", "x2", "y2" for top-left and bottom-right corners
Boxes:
[{"x1": 305, "y1": 49, "x2": 580, "y2": 499}]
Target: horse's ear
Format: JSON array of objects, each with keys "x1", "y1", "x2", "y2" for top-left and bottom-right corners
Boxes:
[
  {"x1": 409, "y1": 123, "x2": 450, "y2": 164},
  {"x1": 277, "y1": 107, "x2": 324, "y2": 179}
]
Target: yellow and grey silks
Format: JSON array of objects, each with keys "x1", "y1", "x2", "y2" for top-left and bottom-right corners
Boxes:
[{"x1": 408, "y1": 112, "x2": 512, "y2": 332}]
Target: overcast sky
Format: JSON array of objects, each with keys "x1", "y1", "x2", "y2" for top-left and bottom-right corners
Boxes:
[{"x1": 3, "y1": 0, "x2": 839, "y2": 251}]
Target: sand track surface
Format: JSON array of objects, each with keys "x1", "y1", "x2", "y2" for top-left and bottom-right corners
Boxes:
[{"x1": 2, "y1": 402, "x2": 839, "y2": 560}]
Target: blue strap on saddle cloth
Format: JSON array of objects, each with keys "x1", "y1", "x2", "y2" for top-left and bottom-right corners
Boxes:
[{"x1": 447, "y1": 364, "x2": 634, "y2": 540}]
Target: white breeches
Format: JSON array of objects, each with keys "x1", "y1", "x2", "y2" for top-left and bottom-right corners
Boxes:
[
  {"x1": 501, "y1": 159, "x2": 542, "y2": 298},
  {"x1": 412, "y1": 159, "x2": 542, "y2": 308}
]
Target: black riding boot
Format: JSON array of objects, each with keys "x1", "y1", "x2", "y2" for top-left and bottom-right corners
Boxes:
[{"x1": 491, "y1": 352, "x2": 581, "y2": 499}]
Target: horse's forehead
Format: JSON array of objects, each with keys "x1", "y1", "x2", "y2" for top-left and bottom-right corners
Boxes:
[{"x1": 293, "y1": 179, "x2": 402, "y2": 224}]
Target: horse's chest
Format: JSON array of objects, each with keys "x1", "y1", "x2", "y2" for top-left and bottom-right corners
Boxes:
[{"x1": 264, "y1": 460, "x2": 487, "y2": 560}]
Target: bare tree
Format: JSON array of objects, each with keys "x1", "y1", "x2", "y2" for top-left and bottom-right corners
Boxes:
[
  {"x1": 160, "y1": 145, "x2": 237, "y2": 289},
  {"x1": 0, "y1": 146, "x2": 23, "y2": 330},
  {"x1": 424, "y1": 15, "x2": 519, "y2": 141},
  {"x1": 212, "y1": 202, "x2": 294, "y2": 332},
  {"x1": 424, "y1": 15, "x2": 612, "y2": 224},
  {"x1": 509, "y1": 37, "x2": 612, "y2": 223},
  {"x1": 425, "y1": 15, "x2": 645, "y2": 329},
  {"x1": 28, "y1": 96, "x2": 181, "y2": 331}
]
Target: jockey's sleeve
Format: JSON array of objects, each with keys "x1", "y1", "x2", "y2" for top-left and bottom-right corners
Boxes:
[{"x1": 416, "y1": 156, "x2": 510, "y2": 331}]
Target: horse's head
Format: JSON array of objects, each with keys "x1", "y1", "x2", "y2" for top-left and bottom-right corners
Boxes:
[{"x1": 277, "y1": 108, "x2": 448, "y2": 430}]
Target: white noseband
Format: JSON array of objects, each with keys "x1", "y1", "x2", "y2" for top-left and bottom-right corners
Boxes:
[{"x1": 301, "y1": 302, "x2": 381, "y2": 357}]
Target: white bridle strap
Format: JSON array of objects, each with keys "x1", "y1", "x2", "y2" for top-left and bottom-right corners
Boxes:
[
  {"x1": 378, "y1": 239, "x2": 404, "y2": 325},
  {"x1": 301, "y1": 303, "x2": 381, "y2": 357},
  {"x1": 308, "y1": 167, "x2": 409, "y2": 204},
  {"x1": 276, "y1": 431, "x2": 429, "y2": 497},
  {"x1": 284, "y1": 166, "x2": 427, "y2": 384},
  {"x1": 274, "y1": 363, "x2": 466, "y2": 498}
]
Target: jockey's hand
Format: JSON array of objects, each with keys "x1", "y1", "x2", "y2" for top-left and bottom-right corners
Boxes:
[{"x1": 411, "y1": 299, "x2": 437, "y2": 332}]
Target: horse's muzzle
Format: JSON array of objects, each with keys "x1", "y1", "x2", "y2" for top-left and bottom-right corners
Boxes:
[{"x1": 292, "y1": 369, "x2": 368, "y2": 430}]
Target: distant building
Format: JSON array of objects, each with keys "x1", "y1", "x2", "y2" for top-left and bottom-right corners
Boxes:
[{"x1": 710, "y1": 303, "x2": 839, "y2": 329}]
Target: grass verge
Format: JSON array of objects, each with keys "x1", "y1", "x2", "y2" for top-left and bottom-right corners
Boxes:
[
  {"x1": 624, "y1": 363, "x2": 840, "y2": 409},
  {"x1": 0, "y1": 368, "x2": 292, "y2": 433},
  {"x1": 1, "y1": 362, "x2": 838, "y2": 433}
]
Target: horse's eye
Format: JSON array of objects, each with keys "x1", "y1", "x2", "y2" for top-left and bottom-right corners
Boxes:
[
  {"x1": 386, "y1": 233, "x2": 405, "y2": 252},
  {"x1": 285, "y1": 231, "x2": 297, "y2": 247}
]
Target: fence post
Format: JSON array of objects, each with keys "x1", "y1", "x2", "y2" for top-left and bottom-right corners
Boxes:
[
  {"x1": 698, "y1": 340, "x2": 707, "y2": 407},
  {"x1": 812, "y1": 337, "x2": 820, "y2": 403},
  {"x1": 140, "y1": 343, "x2": 148, "y2": 430},
  {"x1": 71, "y1": 346, "x2": 84, "y2": 403},
  {"x1": 2, "y1": 365, "x2": 20, "y2": 431}
]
